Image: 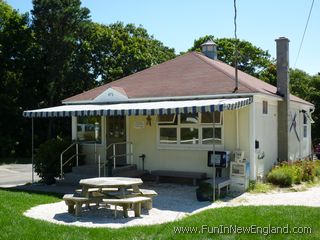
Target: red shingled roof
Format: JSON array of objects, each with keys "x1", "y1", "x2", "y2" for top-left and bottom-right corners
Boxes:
[{"x1": 63, "y1": 52, "x2": 312, "y2": 106}]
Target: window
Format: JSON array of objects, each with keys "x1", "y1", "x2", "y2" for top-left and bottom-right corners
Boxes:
[
  {"x1": 181, "y1": 113, "x2": 199, "y2": 124},
  {"x1": 303, "y1": 114, "x2": 307, "y2": 138},
  {"x1": 201, "y1": 112, "x2": 222, "y2": 124},
  {"x1": 157, "y1": 112, "x2": 223, "y2": 147},
  {"x1": 202, "y1": 127, "x2": 222, "y2": 145},
  {"x1": 77, "y1": 116, "x2": 101, "y2": 143},
  {"x1": 159, "y1": 128, "x2": 177, "y2": 144},
  {"x1": 181, "y1": 127, "x2": 199, "y2": 144},
  {"x1": 262, "y1": 101, "x2": 268, "y2": 114},
  {"x1": 157, "y1": 114, "x2": 177, "y2": 125}
]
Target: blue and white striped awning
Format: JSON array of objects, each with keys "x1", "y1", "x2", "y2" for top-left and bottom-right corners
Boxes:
[{"x1": 23, "y1": 98, "x2": 252, "y2": 118}]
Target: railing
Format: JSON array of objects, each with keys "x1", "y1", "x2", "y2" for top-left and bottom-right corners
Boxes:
[
  {"x1": 60, "y1": 142, "x2": 79, "y2": 178},
  {"x1": 98, "y1": 141, "x2": 133, "y2": 177}
]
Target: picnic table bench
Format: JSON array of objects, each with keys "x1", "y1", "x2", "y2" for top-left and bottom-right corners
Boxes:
[
  {"x1": 103, "y1": 196, "x2": 151, "y2": 218},
  {"x1": 151, "y1": 170, "x2": 207, "y2": 186},
  {"x1": 63, "y1": 194, "x2": 90, "y2": 216}
]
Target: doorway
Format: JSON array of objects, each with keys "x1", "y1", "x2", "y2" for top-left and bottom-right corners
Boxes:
[{"x1": 106, "y1": 116, "x2": 127, "y2": 166}]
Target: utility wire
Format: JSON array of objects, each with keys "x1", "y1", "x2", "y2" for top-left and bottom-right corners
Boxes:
[
  {"x1": 233, "y1": 0, "x2": 238, "y2": 92},
  {"x1": 294, "y1": 0, "x2": 315, "y2": 67}
]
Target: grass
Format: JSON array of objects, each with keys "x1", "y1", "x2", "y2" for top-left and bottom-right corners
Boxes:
[{"x1": 0, "y1": 189, "x2": 320, "y2": 239}]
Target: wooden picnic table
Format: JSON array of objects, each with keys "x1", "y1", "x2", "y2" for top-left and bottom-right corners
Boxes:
[
  {"x1": 79, "y1": 177, "x2": 143, "y2": 198},
  {"x1": 77, "y1": 177, "x2": 150, "y2": 217}
]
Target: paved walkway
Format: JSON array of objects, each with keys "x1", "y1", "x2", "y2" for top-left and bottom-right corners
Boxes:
[{"x1": 0, "y1": 164, "x2": 40, "y2": 188}]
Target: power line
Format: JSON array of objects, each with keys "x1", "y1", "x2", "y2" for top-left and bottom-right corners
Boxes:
[
  {"x1": 294, "y1": 0, "x2": 315, "y2": 67},
  {"x1": 233, "y1": 0, "x2": 238, "y2": 92}
]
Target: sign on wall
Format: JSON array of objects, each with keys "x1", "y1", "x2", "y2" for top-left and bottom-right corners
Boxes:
[{"x1": 134, "y1": 121, "x2": 145, "y2": 129}]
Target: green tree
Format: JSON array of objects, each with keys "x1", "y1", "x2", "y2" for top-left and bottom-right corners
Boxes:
[
  {"x1": 189, "y1": 35, "x2": 274, "y2": 80},
  {"x1": 92, "y1": 22, "x2": 176, "y2": 84},
  {"x1": 0, "y1": 1, "x2": 33, "y2": 157},
  {"x1": 31, "y1": 0, "x2": 91, "y2": 137}
]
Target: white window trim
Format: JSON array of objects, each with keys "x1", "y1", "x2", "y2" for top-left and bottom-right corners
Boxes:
[{"x1": 157, "y1": 112, "x2": 224, "y2": 150}]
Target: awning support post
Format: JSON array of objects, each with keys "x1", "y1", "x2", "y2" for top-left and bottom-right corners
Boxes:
[
  {"x1": 212, "y1": 112, "x2": 216, "y2": 202},
  {"x1": 31, "y1": 117, "x2": 34, "y2": 184}
]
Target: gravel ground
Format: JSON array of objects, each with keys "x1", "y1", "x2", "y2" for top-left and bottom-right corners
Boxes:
[{"x1": 24, "y1": 183, "x2": 320, "y2": 229}]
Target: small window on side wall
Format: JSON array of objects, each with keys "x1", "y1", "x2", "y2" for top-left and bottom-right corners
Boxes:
[
  {"x1": 262, "y1": 101, "x2": 268, "y2": 114},
  {"x1": 303, "y1": 114, "x2": 308, "y2": 138}
]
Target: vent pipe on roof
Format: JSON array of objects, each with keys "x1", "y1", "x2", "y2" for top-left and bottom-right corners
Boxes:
[
  {"x1": 276, "y1": 37, "x2": 290, "y2": 162},
  {"x1": 201, "y1": 40, "x2": 217, "y2": 60}
]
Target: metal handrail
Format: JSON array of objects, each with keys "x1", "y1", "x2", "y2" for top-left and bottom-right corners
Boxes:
[
  {"x1": 102, "y1": 141, "x2": 133, "y2": 175},
  {"x1": 60, "y1": 142, "x2": 79, "y2": 178}
]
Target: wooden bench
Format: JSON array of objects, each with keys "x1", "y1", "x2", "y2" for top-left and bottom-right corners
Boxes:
[
  {"x1": 103, "y1": 196, "x2": 151, "y2": 218},
  {"x1": 151, "y1": 170, "x2": 207, "y2": 186},
  {"x1": 63, "y1": 194, "x2": 89, "y2": 216},
  {"x1": 127, "y1": 189, "x2": 158, "y2": 209}
]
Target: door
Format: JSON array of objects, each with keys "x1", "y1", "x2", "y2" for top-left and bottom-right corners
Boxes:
[{"x1": 106, "y1": 116, "x2": 127, "y2": 166}]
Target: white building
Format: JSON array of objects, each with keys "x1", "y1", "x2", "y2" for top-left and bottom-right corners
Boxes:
[{"x1": 24, "y1": 37, "x2": 314, "y2": 182}]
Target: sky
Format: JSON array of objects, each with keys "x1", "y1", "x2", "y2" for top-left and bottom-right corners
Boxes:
[{"x1": 6, "y1": 0, "x2": 320, "y2": 75}]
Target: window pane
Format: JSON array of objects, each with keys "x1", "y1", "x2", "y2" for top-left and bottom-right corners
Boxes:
[
  {"x1": 303, "y1": 114, "x2": 307, "y2": 124},
  {"x1": 160, "y1": 128, "x2": 177, "y2": 144},
  {"x1": 181, "y1": 128, "x2": 199, "y2": 144},
  {"x1": 202, "y1": 127, "x2": 222, "y2": 144},
  {"x1": 157, "y1": 114, "x2": 177, "y2": 125},
  {"x1": 77, "y1": 116, "x2": 101, "y2": 143},
  {"x1": 181, "y1": 113, "x2": 199, "y2": 124},
  {"x1": 263, "y1": 101, "x2": 268, "y2": 114},
  {"x1": 201, "y1": 112, "x2": 221, "y2": 124},
  {"x1": 303, "y1": 126, "x2": 307, "y2": 138}
]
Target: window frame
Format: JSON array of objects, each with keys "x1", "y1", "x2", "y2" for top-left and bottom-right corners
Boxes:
[
  {"x1": 303, "y1": 113, "x2": 308, "y2": 139},
  {"x1": 262, "y1": 100, "x2": 268, "y2": 115},
  {"x1": 157, "y1": 112, "x2": 224, "y2": 150}
]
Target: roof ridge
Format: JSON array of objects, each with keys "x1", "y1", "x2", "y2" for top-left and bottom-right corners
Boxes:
[{"x1": 192, "y1": 52, "x2": 258, "y2": 92}]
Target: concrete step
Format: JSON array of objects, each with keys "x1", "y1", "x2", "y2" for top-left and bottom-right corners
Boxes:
[
  {"x1": 113, "y1": 170, "x2": 149, "y2": 178},
  {"x1": 72, "y1": 165, "x2": 99, "y2": 175},
  {"x1": 112, "y1": 164, "x2": 137, "y2": 175}
]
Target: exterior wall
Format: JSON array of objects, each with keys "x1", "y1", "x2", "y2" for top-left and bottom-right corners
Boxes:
[
  {"x1": 70, "y1": 98, "x2": 313, "y2": 178},
  {"x1": 254, "y1": 97, "x2": 278, "y2": 178},
  {"x1": 288, "y1": 102, "x2": 313, "y2": 161},
  {"x1": 128, "y1": 108, "x2": 250, "y2": 178}
]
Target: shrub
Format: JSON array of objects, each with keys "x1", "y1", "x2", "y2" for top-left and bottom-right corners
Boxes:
[
  {"x1": 34, "y1": 137, "x2": 71, "y2": 184},
  {"x1": 267, "y1": 166, "x2": 293, "y2": 187},
  {"x1": 301, "y1": 161, "x2": 315, "y2": 182},
  {"x1": 314, "y1": 160, "x2": 320, "y2": 177},
  {"x1": 292, "y1": 165, "x2": 303, "y2": 184}
]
